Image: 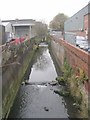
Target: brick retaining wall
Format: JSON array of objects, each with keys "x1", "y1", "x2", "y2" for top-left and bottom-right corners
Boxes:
[
  {"x1": 51, "y1": 36, "x2": 90, "y2": 93},
  {"x1": 59, "y1": 40, "x2": 90, "y2": 78}
]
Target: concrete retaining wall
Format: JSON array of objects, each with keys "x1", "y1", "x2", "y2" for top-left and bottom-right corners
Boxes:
[
  {"x1": 50, "y1": 40, "x2": 65, "y2": 67},
  {"x1": 2, "y1": 41, "x2": 36, "y2": 118}
]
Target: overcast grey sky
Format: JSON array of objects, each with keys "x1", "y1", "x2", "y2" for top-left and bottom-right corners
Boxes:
[{"x1": 0, "y1": 0, "x2": 90, "y2": 24}]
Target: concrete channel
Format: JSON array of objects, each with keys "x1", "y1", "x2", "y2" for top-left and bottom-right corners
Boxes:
[{"x1": 8, "y1": 43, "x2": 80, "y2": 118}]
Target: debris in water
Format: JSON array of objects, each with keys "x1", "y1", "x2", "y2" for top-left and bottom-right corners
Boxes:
[
  {"x1": 44, "y1": 107, "x2": 49, "y2": 112},
  {"x1": 21, "y1": 81, "x2": 25, "y2": 85},
  {"x1": 49, "y1": 81, "x2": 58, "y2": 86},
  {"x1": 25, "y1": 80, "x2": 31, "y2": 85},
  {"x1": 54, "y1": 90, "x2": 70, "y2": 97}
]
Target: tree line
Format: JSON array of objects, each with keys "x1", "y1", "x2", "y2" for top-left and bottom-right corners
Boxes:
[{"x1": 35, "y1": 13, "x2": 68, "y2": 37}]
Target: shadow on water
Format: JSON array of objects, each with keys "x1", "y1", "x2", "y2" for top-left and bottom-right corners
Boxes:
[
  {"x1": 23, "y1": 46, "x2": 50, "y2": 81},
  {"x1": 8, "y1": 44, "x2": 83, "y2": 119}
]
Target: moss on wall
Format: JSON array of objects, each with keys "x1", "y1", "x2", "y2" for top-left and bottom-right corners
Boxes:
[
  {"x1": 58, "y1": 59, "x2": 88, "y2": 118},
  {"x1": 2, "y1": 46, "x2": 37, "y2": 118}
]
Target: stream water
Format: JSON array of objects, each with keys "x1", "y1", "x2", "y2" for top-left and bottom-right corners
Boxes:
[{"x1": 8, "y1": 43, "x2": 79, "y2": 119}]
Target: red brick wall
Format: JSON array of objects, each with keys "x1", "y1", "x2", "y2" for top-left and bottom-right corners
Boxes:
[
  {"x1": 59, "y1": 40, "x2": 90, "y2": 93},
  {"x1": 88, "y1": 14, "x2": 90, "y2": 43},
  {"x1": 51, "y1": 35, "x2": 90, "y2": 92},
  {"x1": 59, "y1": 40, "x2": 90, "y2": 77},
  {"x1": 75, "y1": 31, "x2": 86, "y2": 37},
  {"x1": 84, "y1": 14, "x2": 88, "y2": 30}
]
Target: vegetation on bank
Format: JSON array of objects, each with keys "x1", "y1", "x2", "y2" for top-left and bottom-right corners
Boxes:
[
  {"x1": 56, "y1": 58, "x2": 89, "y2": 118},
  {"x1": 2, "y1": 38, "x2": 39, "y2": 118}
]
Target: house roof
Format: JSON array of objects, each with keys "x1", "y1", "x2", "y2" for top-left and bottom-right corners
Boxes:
[
  {"x1": 12, "y1": 23, "x2": 35, "y2": 27},
  {"x1": 2, "y1": 19, "x2": 36, "y2": 27},
  {"x1": 2, "y1": 19, "x2": 36, "y2": 24},
  {"x1": 2, "y1": 22, "x2": 10, "y2": 26}
]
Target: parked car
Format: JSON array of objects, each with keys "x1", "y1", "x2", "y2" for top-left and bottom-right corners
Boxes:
[
  {"x1": 79, "y1": 40, "x2": 88, "y2": 49},
  {"x1": 75, "y1": 36, "x2": 86, "y2": 46},
  {"x1": 88, "y1": 48, "x2": 90, "y2": 53},
  {"x1": 85, "y1": 43, "x2": 90, "y2": 52},
  {"x1": 84, "y1": 44, "x2": 90, "y2": 51},
  {"x1": 75, "y1": 36, "x2": 90, "y2": 52},
  {"x1": 79, "y1": 41, "x2": 90, "y2": 52}
]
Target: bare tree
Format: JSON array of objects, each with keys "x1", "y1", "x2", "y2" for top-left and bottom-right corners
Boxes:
[{"x1": 35, "y1": 21, "x2": 48, "y2": 38}]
